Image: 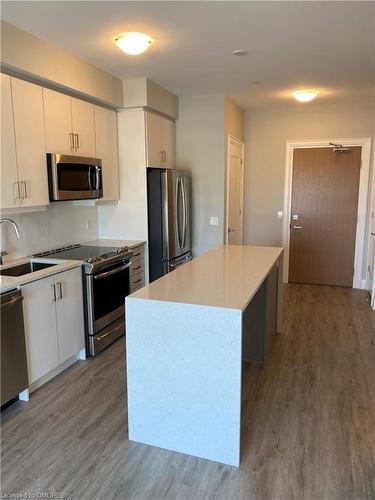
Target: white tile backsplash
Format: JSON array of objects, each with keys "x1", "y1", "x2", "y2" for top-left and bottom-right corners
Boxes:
[{"x1": 0, "y1": 203, "x2": 98, "y2": 261}]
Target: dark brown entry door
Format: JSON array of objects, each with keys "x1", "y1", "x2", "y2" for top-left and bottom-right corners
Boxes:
[{"x1": 289, "y1": 146, "x2": 362, "y2": 287}]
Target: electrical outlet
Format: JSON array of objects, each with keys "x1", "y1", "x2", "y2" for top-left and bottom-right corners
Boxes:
[{"x1": 209, "y1": 216, "x2": 219, "y2": 226}]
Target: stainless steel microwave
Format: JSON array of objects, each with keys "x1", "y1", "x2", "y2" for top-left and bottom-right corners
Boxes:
[{"x1": 47, "y1": 153, "x2": 103, "y2": 201}]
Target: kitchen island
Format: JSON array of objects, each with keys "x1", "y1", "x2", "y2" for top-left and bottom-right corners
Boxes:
[{"x1": 125, "y1": 245, "x2": 284, "y2": 466}]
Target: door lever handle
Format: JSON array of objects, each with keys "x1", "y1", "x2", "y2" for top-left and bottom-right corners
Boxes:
[{"x1": 293, "y1": 225, "x2": 303, "y2": 229}]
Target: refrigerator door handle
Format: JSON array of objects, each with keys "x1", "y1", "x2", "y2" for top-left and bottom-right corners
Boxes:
[
  {"x1": 176, "y1": 177, "x2": 183, "y2": 249},
  {"x1": 181, "y1": 177, "x2": 187, "y2": 249}
]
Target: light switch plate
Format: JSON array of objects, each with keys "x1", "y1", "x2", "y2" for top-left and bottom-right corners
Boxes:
[{"x1": 210, "y1": 216, "x2": 219, "y2": 226}]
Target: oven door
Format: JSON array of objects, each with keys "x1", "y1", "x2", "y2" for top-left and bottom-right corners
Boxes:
[
  {"x1": 47, "y1": 153, "x2": 103, "y2": 201},
  {"x1": 86, "y1": 259, "x2": 131, "y2": 336}
]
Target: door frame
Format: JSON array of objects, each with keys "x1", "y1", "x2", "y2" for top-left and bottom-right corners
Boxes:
[
  {"x1": 225, "y1": 136, "x2": 245, "y2": 244},
  {"x1": 282, "y1": 137, "x2": 372, "y2": 288}
]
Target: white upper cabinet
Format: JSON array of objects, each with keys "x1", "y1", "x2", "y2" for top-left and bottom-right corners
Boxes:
[
  {"x1": 145, "y1": 111, "x2": 175, "y2": 168},
  {"x1": 44, "y1": 89, "x2": 95, "y2": 157},
  {"x1": 146, "y1": 111, "x2": 163, "y2": 167},
  {"x1": 94, "y1": 106, "x2": 119, "y2": 201},
  {"x1": 11, "y1": 78, "x2": 49, "y2": 207},
  {"x1": 44, "y1": 88, "x2": 74, "y2": 155},
  {"x1": 1, "y1": 74, "x2": 19, "y2": 209},
  {"x1": 71, "y1": 97, "x2": 95, "y2": 157},
  {"x1": 161, "y1": 117, "x2": 175, "y2": 168}
]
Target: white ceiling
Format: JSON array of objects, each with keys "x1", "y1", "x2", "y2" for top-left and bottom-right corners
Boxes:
[{"x1": 2, "y1": 1, "x2": 374, "y2": 109}]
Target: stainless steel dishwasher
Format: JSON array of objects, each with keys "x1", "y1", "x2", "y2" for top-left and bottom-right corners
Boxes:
[{"x1": 1, "y1": 289, "x2": 29, "y2": 406}]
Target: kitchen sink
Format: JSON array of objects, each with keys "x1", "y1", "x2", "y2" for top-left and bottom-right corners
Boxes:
[{"x1": 0, "y1": 261, "x2": 58, "y2": 277}]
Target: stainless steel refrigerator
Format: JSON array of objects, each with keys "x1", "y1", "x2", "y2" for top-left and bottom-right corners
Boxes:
[{"x1": 147, "y1": 168, "x2": 192, "y2": 282}]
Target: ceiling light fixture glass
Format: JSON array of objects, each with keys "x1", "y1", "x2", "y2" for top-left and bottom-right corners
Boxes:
[
  {"x1": 113, "y1": 32, "x2": 152, "y2": 55},
  {"x1": 291, "y1": 89, "x2": 319, "y2": 102},
  {"x1": 233, "y1": 49, "x2": 248, "y2": 56}
]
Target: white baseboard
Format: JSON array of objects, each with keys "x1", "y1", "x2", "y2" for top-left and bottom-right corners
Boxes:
[
  {"x1": 360, "y1": 279, "x2": 367, "y2": 290},
  {"x1": 29, "y1": 352, "x2": 83, "y2": 395}
]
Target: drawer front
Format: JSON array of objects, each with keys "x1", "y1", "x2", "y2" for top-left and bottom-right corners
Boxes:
[
  {"x1": 131, "y1": 245, "x2": 144, "y2": 260},
  {"x1": 131, "y1": 270, "x2": 145, "y2": 290},
  {"x1": 131, "y1": 259, "x2": 144, "y2": 274}
]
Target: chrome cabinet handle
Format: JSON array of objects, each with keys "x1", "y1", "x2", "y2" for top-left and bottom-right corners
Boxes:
[
  {"x1": 14, "y1": 181, "x2": 21, "y2": 199},
  {"x1": 293, "y1": 225, "x2": 303, "y2": 229},
  {"x1": 74, "y1": 133, "x2": 79, "y2": 150},
  {"x1": 69, "y1": 132, "x2": 74, "y2": 151},
  {"x1": 51, "y1": 284, "x2": 56, "y2": 302},
  {"x1": 23, "y1": 181, "x2": 28, "y2": 199},
  {"x1": 56, "y1": 282, "x2": 63, "y2": 300},
  {"x1": 161, "y1": 151, "x2": 166, "y2": 163}
]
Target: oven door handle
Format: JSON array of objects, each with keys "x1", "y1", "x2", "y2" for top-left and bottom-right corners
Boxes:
[{"x1": 93, "y1": 261, "x2": 132, "y2": 280}]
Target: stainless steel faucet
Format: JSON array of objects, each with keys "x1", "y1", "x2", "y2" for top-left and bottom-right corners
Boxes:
[{"x1": 0, "y1": 219, "x2": 20, "y2": 264}]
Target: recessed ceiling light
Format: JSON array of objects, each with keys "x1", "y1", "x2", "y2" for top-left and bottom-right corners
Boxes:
[
  {"x1": 291, "y1": 89, "x2": 319, "y2": 102},
  {"x1": 113, "y1": 32, "x2": 152, "y2": 55},
  {"x1": 232, "y1": 49, "x2": 248, "y2": 56}
]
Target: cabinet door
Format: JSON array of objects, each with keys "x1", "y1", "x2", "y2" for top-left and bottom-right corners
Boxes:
[
  {"x1": 94, "y1": 106, "x2": 119, "y2": 201},
  {"x1": 71, "y1": 97, "x2": 95, "y2": 157},
  {"x1": 43, "y1": 88, "x2": 73, "y2": 155},
  {"x1": 161, "y1": 117, "x2": 175, "y2": 168},
  {"x1": 55, "y1": 267, "x2": 85, "y2": 364},
  {"x1": 22, "y1": 276, "x2": 60, "y2": 384},
  {"x1": 11, "y1": 78, "x2": 49, "y2": 207},
  {"x1": 146, "y1": 111, "x2": 162, "y2": 167},
  {"x1": 1, "y1": 74, "x2": 20, "y2": 209}
]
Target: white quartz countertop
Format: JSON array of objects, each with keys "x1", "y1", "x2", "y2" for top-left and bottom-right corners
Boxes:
[
  {"x1": 129, "y1": 245, "x2": 283, "y2": 311},
  {"x1": 0, "y1": 257, "x2": 83, "y2": 294},
  {"x1": 84, "y1": 239, "x2": 145, "y2": 249}
]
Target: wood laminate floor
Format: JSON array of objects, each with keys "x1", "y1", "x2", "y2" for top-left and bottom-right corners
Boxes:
[{"x1": 1, "y1": 284, "x2": 375, "y2": 500}]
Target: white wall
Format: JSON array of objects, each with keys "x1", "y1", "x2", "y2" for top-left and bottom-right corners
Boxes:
[
  {"x1": 1, "y1": 21, "x2": 123, "y2": 107},
  {"x1": 98, "y1": 109, "x2": 148, "y2": 242},
  {"x1": 176, "y1": 95, "x2": 225, "y2": 256},
  {"x1": 1, "y1": 203, "x2": 98, "y2": 260},
  {"x1": 243, "y1": 101, "x2": 375, "y2": 248}
]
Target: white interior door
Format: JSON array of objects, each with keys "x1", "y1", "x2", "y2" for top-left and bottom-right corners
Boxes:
[
  {"x1": 368, "y1": 214, "x2": 375, "y2": 308},
  {"x1": 226, "y1": 137, "x2": 244, "y2": 245}
]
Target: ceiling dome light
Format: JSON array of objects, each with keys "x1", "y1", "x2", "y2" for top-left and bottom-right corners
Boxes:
[
  {"x1": 291, "y1": 89, "x2": 319, "y2": 102},
  {"x1": 233, "y1": 49, "x2": 248, "y2": 56},
  {"x1": 113, "y1": 32, "x2": 152, "y2": 55}
]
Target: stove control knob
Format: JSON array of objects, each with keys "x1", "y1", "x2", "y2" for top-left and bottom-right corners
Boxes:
[{"x1": 86, "y1": 258, "x2": 94, "y2": 264}]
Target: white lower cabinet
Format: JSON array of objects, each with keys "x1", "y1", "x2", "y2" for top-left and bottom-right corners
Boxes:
[{"x1": 22, "y1": 267, "x2": 85, "y2": 386}]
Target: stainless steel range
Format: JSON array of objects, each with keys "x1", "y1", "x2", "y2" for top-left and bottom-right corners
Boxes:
[{"x1": 34, "y1": 244, "x2": 132, "y2": 356}]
